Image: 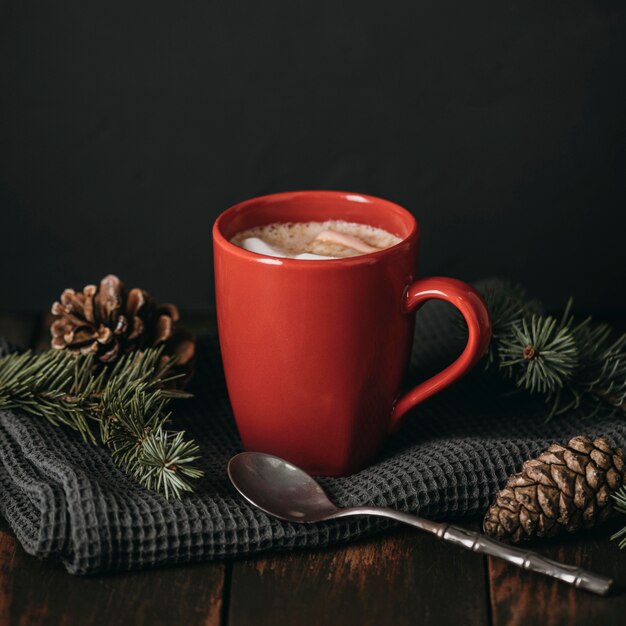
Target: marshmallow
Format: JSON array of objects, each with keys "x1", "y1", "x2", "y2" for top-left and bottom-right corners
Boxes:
[{"x1": 240, "y1": 237, "x2": 288, "y2": 258}]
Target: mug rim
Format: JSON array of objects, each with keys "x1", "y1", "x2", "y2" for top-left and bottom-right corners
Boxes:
[{"x1": 213, "y1": 190, "x2": 420, "y2": 268}]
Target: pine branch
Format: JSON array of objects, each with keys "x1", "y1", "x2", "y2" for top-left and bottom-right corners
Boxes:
[
  {"x1": 569, "y1": 314, "x2": 626, "y2": 411},
  {"x1": 0, "y1": 347, "x2": 202, "y2": 499},
  {"x1": 458, "y1": 281, "x2": 542, "y2": 368},
  {"x1": 477, "y1": 282, "x2": 626, "y2": 419},
  {"x1": 498, "y1": 314, "x2": 579, "y2": 395},
  {"x1": 0, "y1": 350, "x2": 100, "y2": 439}
]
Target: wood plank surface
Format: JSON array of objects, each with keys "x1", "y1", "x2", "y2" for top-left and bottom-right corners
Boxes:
[
  {"x1": 489, "y1": 517, "x2": 626, "y2": 626},
  {"x1": 228, "y1": 525, "x2": 489, "y2": 626},
  {"x1": 0, "y1": 519, "x2": 225, "y2": 626}
]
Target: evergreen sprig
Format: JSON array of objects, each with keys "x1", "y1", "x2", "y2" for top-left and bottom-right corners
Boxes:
[
  {"x1": 477, "y1": 282, "x2": 626, "y2": 419},
  {"x1": 0, "y1": 347, "x2": 202, "y2": 499},
  {"x1": 476, "y1": 282, "x2": 542, "y2": 367},
  {"x1": 499, "y1": 314, "x2": 579, "y2": 395}
]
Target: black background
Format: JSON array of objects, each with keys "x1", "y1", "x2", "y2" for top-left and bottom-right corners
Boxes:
[{"x1": 1, "y1": 1, "x2": 625, "y2": 313}]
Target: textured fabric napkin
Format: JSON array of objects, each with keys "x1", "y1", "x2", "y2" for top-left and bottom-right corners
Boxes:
[{"x1": 1, "y1": 300, "x2": 625, "y2": 575}]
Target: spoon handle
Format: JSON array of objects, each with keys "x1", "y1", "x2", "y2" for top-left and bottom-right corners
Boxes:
[
  {"x1": 440, "y1": 524, "x2": 612, "y2": 596},
  {"x1": 344, "y1": 507, "x2": 612, "y2": 595}
]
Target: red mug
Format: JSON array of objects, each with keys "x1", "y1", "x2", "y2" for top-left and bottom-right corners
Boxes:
[{"x1": 213, "y1": 191, "x2": 491, "y2": 476}]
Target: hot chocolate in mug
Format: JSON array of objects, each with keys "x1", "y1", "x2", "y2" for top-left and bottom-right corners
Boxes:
[{"x1": 213, "y1": 191, "x2": 491, "y2": 475}]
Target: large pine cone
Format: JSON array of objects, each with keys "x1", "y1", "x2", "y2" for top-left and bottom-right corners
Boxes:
[
  {"x1": 51, "y1": 275, "x2": 195, "y2": 386},
  {"x1": 484, "y1": 436, "x2": 625, "y2": 542}
]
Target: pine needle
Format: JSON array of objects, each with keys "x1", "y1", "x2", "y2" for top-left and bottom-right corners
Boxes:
[
  {"x1": 0, "y1": 347, "x2": 202, "y2": 499},
  {"x1": 498, "y1": 315, "x2": 579, "y2": 395},
  {"x1": 472, "y1": 281, "x2": 542, "y2": 368},
  {"x1": 477, "y1": 283, "x2": 626, "y2": 419}
]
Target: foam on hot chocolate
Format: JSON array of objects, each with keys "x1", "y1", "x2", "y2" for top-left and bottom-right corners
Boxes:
[{"x1": 230, "y1": 220, "x2": 402, "y2": 260}]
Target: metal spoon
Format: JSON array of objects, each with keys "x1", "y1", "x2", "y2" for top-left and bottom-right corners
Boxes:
[{"x1": 228, "y1": 451, "x2": 613, "y2": 596}]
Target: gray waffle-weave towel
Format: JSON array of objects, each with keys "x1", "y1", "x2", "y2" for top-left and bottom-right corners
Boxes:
[{"x1": 0, "y1": 300, "x2": 625, "y2": 575}]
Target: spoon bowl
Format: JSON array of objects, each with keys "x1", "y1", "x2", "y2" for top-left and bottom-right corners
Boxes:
[{"x1": 228, "y1": 451, "x2": 340, "y2": 523}]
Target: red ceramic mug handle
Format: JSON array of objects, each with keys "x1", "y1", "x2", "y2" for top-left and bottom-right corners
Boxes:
[{"x1": 388, "y1": 277, "x2": 492, "y2": 434}]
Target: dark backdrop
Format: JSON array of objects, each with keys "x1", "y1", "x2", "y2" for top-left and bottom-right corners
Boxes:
[{"x1": 1, "y1": 1, "x2": 625, "y2": 313}]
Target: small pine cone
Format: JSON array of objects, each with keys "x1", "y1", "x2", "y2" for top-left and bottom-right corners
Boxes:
[
  {"x1": 50, "y1": 275, "x2": 195, "y2": 387},
  {"x1": 484, "y1": 436, "x2": 625, "y2": 542}
]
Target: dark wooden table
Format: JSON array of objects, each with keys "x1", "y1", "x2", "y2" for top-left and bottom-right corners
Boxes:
[{"x1": 1, "y1": 311, "x2": 626, "y2": 626}]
